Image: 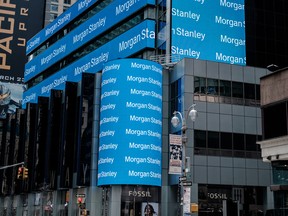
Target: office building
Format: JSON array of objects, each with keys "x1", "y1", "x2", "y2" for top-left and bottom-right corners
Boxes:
[
  {"x1": 258, "y1": 67, "x2": 288, "y2": 216},
  {"x1": 0, "y1": 0, "x2": 287, "y2": 215},
  {"x1": 45, "y1": 0, "x2": 78, "y2": 25}
]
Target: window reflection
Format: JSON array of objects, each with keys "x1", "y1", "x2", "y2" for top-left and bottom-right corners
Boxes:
[
  {"x1": 194, "y1": 76, "x2": 260, "y2": 107},
  {"x1": 194, "y1": 130, "x2": 261, "y2": 159}
]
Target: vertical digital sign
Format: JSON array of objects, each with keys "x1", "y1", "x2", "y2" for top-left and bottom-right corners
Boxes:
[
  {"x1": 98, "y1": 59, "x2": 162, "y2": 186},
  {"x1": 172, "y1": 0, "x2": 246, "y2": 65}
]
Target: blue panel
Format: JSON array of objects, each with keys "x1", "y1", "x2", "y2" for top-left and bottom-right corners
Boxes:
[
  {"x1": 25, "y1": 0, "x2": 155, "y2": 82},
  {"x1": 171, "y1": 0, "x2": 246, "y2": 65},
  {"x1": 26, "y1": 0, "x2": 99, "y2": 55},
  {"x1": 98, "y1": 58, "x2": 162, "y2": 186},
  {"x1": 22, "y1": 20, "x2": 156, "y2": 108}
]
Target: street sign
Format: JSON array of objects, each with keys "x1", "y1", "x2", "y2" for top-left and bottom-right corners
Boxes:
[
  {"x1": 179, "y1": 176, "x2": 187, "y2": 182},
  {"x1": 76, "y1": 194, "x2": 86, "y2": 198},
  {"x1": 169, "y1": 134, "x2": 182, "y2": 145},
  {"x1": 182, "y1": 181, "x2": 192, "y2": 186}
]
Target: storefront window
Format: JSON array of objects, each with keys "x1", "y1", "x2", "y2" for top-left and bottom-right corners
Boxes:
[
  {"x1": 121, "y1": 186, "x2": 160, "y2": 216},
  {"x1": 198, "y1": 185, "x2": 265, "y2": 216}
]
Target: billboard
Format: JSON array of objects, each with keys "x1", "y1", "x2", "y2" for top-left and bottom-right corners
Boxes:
[
  {"x1": 26, "y1": 0, "x2": 98, "y2": 55},
  {"x1": 24, "y1": 0, "x2": 155, "y2": 82},
  {"x1": 171, "y1": 0, "x2": 246, "y2": 65},
  {"x1": 22, "y1": 20, "x2": 156, "y2": 108},
  {"x1": 0, "y1": 0, "x2": 45, "y2": 118},
  {"x1": 98, "y1": 59, "x2": 162, "y2": 186}
]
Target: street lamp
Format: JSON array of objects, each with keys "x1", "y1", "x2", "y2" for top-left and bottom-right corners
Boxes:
[{"x1": 171, "y1": 104, "x2": 197, "y2": 216}]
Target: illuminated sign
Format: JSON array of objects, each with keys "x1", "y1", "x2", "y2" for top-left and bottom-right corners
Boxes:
[
  {"x1": 171, "y1": 0, "x2": 246, "y2": 65},
  {"x1": 98, "y1": 58, "x2": 162, "y2": 186},
  {"x1": 26, "y1": 0, "x2": 99, "y2": 54},
  {"x1": 22, "y1": 20, "x2": 156, "y2": 108},
  {"x1": 25, "y1": 0, "x2": 155, "y2": 82}
]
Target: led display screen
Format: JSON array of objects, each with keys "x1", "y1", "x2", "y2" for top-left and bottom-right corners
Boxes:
[
  {"x1": 22, "y1": 20, "x2": 156, "y2": 108},
  {"x1": 26, "y1": 0, "x2": 98, "y2": 55},
  {"x1": 172, "y1": 0, "x2": 246, "y2": 65},
  {"x1": 98, "y1": 58, "x2": 162, "y2": 186},
  {"x1": 25, "y1": 0, "x2": 155, "y2": 82}
]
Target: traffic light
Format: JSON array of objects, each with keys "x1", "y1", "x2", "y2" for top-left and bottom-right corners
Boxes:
[
  {"x1": 22, "y1": 167, "x2": 28, "y2": 179},
  {"x1": 17, "y1": 167, "x2": 23, "y2": 179}
]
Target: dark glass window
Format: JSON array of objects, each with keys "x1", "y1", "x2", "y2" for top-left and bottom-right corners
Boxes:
[
  {"x1": 194, "y1": 77, "x2": 206, "y2": 94},
  {"x1": 194, "y1": 130, "x2": 206, "y2": 148},
  {"x1": 255, "y1": 85, "x2": 260, "y2": 100},
  {"x1": 170, "y1": 79, "x2": 181, "y2": 115},
  {"x1": 233, "y1": 133, "x2": 245, "y2": 150},
  {"x1": 219, "y1": 80, "x2": 231, "y2": 97},
  {"x1": 263, "y1": 102, "x2": 287, "y2": 139},
  {"x1": 220, "y1": 132, "x2": 232, "y2": 149},
  {"x1": 245, "y1": 134, "x2": 257, "y2": 151},
  {"x1": 207, "y1": 78, "x2": 218, "y2": 95},
  {"x1": 232, "y1": 82, "x2": 243, "y2": 98},
  {"x1": 208, "y1": 131, "x2": 219, "y2": 149},
  {"x1": 244, "y1": 83, "x2": 255, "y2": 99}
]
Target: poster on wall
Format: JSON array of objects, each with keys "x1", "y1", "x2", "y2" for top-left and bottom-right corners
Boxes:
[
  {"x1": 183, "y1": 187, "x2": 191, "y2": 214},
  {"x1": 0, "y1": 82, "x2": 25, "y2": 119},
  {"x1": 169, "y1": 134, "x2": 182, "y2": 174},
  {"x1": 141, "y1": 202, "x2": 158, "y2": 216},
  {"x1": 0, "y1": 0, "x2": 45, "y2": 118}
]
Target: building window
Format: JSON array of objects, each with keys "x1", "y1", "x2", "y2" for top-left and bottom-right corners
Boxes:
[
  {"x1": 194, "y1": 77, "x2": 206, "y2": 94},
  {"x1": 220, "y1": 132, "x2": 232, "y2": 149},
  {"x1": 63, "y1": 6, "x2": 69, "y2": 12},
  {"x1": 64, "y1": 0, "x2": 71, "y2": 4},
  {"x1": 50, "y1": 4, "x2": 58, "y2": 12},
  {"x1": 50, "y1": 13, "x2": 58, "y2": 22},
  {"x1": 194, "y1": 130, "x2": 261, "y2": 159},
  {"x1": 170, "y1": 79, "x2": 182, "y2": 115},
  {"x1": 232, "y1": 81, "x2": 243, "y2": 99},
  {"x1": 219, "y1": 80, "x2": 231, "y2": 97},
  {"x1": 51, "y1": 0, "x2": 58, "y2": 2},
  {"x1": 233, "y1": 133, "x2": 245, "y2": 150},
  {"x1": 207, "y1": 78, "x2": 219, "y2": 95},
  {"x1": 208, "y1": 131, "x2": 219, "y2": 148},
  {"x1": 244, "y1": 83, "x2": 256, "y2": 100},
  {"x1": 195, "y1": 130, "x2": 206, "y2": 148},
  {"x1": 194, "y1": 77, "x2": 260, "y2": 107}
]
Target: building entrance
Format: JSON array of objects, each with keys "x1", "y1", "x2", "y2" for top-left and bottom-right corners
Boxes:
[{"x1": 121, "y1": 186, "x2": 160, "y2": 216}]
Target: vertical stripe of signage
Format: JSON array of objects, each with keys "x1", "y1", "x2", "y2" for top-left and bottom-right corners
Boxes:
[{"x1": 98, "y1": 59, "x2": 162, "y2": 186}]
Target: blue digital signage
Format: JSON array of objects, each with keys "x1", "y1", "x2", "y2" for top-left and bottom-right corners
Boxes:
[
  {"x1": 22, "y1": 20, "x2": 156, "y2": 108},
  {"x1": 171, "y1": 0, "x2": 246, "y2": 65},
  {"x1": 98, "y1": 59, "x2": 162, "y2": 186},
  {"x1": 26, "y1": 0, "x2": 99, "y2": 55},
  {"x1": 25, "y1": 0, "x2": 155, "y2": 82}
]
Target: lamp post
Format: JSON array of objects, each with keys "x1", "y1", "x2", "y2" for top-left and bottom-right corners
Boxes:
[{"x1": 171, "y1": 104, "x2": 197, "y2": 216}]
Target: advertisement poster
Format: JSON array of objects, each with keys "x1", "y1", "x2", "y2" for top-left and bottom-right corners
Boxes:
[
  {"x1": 169, "y1": 134, "x2": 182, "y2": 174},
  {"x1": 0, "y1": 82, "x2": 24, "y2": 119},
  {"x1": 183, "y1": 187, "x2": 191, "y2": 214},
  {"x1": 0, "y1": 0, "x2": 45, "y2": 118},
  {"x1": 141, "y1": 202, "x2": 158, "y2": 216}
]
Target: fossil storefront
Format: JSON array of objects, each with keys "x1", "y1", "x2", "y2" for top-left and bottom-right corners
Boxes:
[
  {"x1": 198, "y1": 185, "x2": 266, "y2": 216},
  {"x1": 121, "y1": 186, "x2": 160, "y2": 216}
]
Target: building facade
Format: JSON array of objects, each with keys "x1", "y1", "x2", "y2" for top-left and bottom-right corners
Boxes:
[
  {"x1": 258, "y1": 67, "x2": 288, "y2": 216},
  {"x1": 44, "y1": 0, "x2": 78, "y2": 25},
  {"x1": 1, "y1": 0, "x2": 287, "y2": 215}
]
